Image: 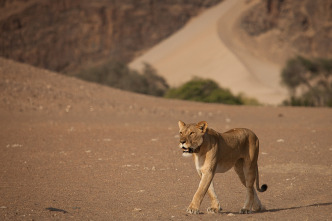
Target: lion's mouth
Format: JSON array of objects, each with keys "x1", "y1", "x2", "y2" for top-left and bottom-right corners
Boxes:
[{"x1": 182, "y1": 147, "x2": 194, "y2": 154}]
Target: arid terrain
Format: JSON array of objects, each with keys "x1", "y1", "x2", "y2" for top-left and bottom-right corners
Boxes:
[
  {"x1": 129, "y1": 0, "x2": 289, "y2": 105},
  {"x1": 0, "y1": 0, "x2": 222, "y2": 73},
  {"x1": 1, "y1": 1, "x2": 332, "y2": 220},
  {"x1": 1, "y1": 58, "x2": 331, "y2": 220},
  {"x1": 130, "y1": 0, "x2": 332, "y2": 105},
  {"x1": 2, "y1": 0, "x2": 331, "y2": 105}
]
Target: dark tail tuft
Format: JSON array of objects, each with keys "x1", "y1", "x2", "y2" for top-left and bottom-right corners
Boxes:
[
  {"x1": 258, "y1": 184, "x2": 268, "y2": 192},
  {"x1": 256, "y1": 165, "x2": 267, "y2": 192}
]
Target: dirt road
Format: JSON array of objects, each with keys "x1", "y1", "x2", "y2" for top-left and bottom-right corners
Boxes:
[
  {"x1": 129, "y1": 0, "x2": 288, "y2": 105},
  {"x1": 1, "y1": 58, "x2": 331, "y2": 220}
]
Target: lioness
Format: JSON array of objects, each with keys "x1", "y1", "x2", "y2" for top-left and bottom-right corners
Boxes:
[{"x1": 178, "y1": 120, "x2": 267, "y2": 214}]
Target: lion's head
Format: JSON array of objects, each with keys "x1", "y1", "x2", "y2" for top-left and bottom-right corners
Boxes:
[{"x1": 178, "y1": 121, "x2": 208, "y2": 157}]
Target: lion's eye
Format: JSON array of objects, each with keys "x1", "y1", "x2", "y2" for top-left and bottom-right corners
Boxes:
[
  {"x1": 190, "y1": 132, "x2": 195, "y2": 135},
  {"x1": 180, "y1": 132, "x2": 183, "y2": 135}
]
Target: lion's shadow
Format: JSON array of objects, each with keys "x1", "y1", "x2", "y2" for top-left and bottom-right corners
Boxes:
[
  {"x1": 219, "y1": 202, "x2": 332, "y2": 215},
  {"x1": 261, "y1": 202, "x2": 332, "y2": 213}
]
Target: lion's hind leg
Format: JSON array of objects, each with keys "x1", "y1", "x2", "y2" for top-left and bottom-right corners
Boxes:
[
  {"x1": 234, "y1": 159, "x2": 252, "y2": 213},
  {"x1": 241, "y1": 163, "x2": 256, "y2": 214},
  {"x1": 234, "y1": 159, "x2": 246, "y2": 186},
  {"x1": 252, "y1": 189, "x2": 263, "y2": 212},
  {"x1": 235, "y1": 159, "x2": 263, "y2": 214}
]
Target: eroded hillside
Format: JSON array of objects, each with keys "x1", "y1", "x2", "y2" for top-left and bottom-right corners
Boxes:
[
  {"x1": 238, "y1": 0, "x2": 332, "y2": 65},
  {"x1": 0, "y1": 0, "x2": 222, "y2": 73}
]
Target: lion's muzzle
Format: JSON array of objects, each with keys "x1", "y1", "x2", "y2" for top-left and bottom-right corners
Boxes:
[
  {"x1": 182, "y1": 146, "x2": 194, "y2": 154},
  {"x1": 179, "y1": 142, "x2": 194, "y2": 156}
]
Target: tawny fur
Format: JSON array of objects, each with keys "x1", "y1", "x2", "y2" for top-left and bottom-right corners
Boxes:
[{"x1": 178, "y1": 121, "x2": 267, "y2": 214}]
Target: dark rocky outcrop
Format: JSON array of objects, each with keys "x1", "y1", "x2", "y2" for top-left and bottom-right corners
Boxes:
[
  {"x1": 0, "y1": 0, "x2": 222, "y2": 74},
  {"x1": 240, "y1": 0, "x2": 332, "y2": 59}
]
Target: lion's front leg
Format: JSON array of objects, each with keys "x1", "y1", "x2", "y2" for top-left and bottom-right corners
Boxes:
[
  {"x1": 187, "y1": 172, "x2": 214, "y2": 214},
  {"x1": 207, "y1": 181, "x2": 222, "y2": 213}
]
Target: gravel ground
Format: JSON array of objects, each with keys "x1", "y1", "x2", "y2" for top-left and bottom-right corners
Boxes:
[{"x1": 1, "y1": 58, "x2": 331, "y2": 220}]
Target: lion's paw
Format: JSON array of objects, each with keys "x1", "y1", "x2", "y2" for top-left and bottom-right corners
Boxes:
[
  {"x1": 207, "y1": 206, "x2": 222, "y2": 214},
  {"x1": 186, "y1": 207, "x2": 200, "y2": 214},
  {"x1": 253, "y1": 204, "x2": 266, "y2": 212},
  {"x1": 239, "y1": 208, "x2": 252, "y2": 214}
]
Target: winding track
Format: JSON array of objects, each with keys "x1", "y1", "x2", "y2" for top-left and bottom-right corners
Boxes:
[{"x1": 129, "y1": 0, "x2": 287, "y2": 105}]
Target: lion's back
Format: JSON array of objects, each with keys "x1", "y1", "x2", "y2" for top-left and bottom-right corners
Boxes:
[{"x1": 222, "y1": 128, "x2": 258, "y2": 146}]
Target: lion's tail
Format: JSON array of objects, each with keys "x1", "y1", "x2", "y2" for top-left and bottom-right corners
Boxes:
[{"x1": 256, "y1": 165, "x2": 268, "y2": 192}]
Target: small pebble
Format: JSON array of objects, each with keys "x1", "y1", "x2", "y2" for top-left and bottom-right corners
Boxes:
[{"x1": 277, "y1": 139, "x2": 284, "y2": 143}]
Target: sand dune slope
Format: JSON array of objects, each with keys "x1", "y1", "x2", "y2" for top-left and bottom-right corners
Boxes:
[{"x1": 129, "y1": 0, "x2": 288, "y2": 105}]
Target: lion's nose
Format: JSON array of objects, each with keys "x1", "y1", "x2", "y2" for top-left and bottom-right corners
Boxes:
[{"x1": 180, "y1": 140, "x2": 186, "y2": 144}]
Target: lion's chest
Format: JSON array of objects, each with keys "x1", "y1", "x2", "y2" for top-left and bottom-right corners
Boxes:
[{"x1": 194, "y1": 155, "x2": 203, "y2": 173}]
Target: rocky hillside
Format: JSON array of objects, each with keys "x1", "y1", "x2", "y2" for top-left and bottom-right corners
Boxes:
[
  {"x1": 0, "y1": 0, "x2": 222, "y2": 74},
  {"x1": 239, "y1": 0, "x2": 332, "y2": 64}
]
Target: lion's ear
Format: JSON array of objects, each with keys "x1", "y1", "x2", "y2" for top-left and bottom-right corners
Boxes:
[
  {"x1": 178, "y1": 120, "x2": 186, "y2": 130},
  {"x1": 197, "y1": 121, "x2": 208, "y2": 133}
]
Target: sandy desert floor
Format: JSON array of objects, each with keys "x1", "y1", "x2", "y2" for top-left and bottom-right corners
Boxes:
[{"x1": 0, "y1": 58, "x2": 331, "y2": 220}]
